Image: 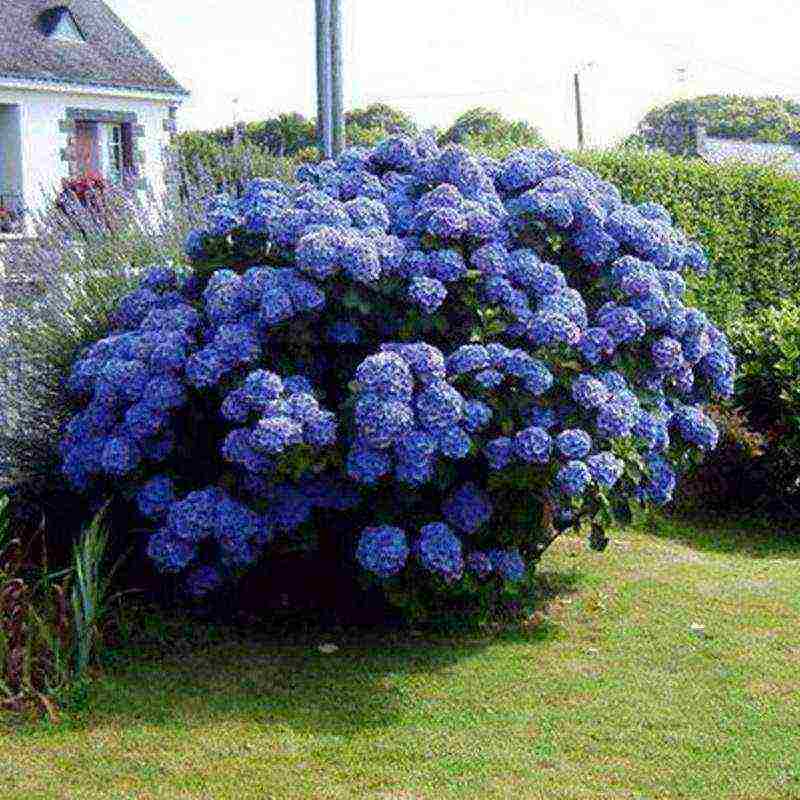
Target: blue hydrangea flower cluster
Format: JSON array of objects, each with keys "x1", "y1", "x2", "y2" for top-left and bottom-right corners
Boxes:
[{"x1": 60, "y1": 137, "x2": 733, "y2": 607}]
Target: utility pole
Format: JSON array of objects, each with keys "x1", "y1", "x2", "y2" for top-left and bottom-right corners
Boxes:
[
  {"x1": 315, "y1": 0, "x2": 333, "y2": 159},
  {"x1": 330, "y1": 0, "x2": 345, "y2": 156},
  {"x1": 573, "y1": 71, "x2": 585, "y2": 150}
]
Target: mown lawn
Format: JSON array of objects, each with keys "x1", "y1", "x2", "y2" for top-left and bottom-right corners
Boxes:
[{"x1": 2, "y1": 516, "x2": 799, "y2": 800}]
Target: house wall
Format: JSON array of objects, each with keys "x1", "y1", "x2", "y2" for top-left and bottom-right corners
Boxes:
[
  {"x1": 0, "y1": 85, "x2": 179, "y2": 215},
  {"x1": 0, "y1": 104, "x2": 23, "y2": 200}
]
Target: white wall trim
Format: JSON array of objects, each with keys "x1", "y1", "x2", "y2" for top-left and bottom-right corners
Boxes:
[{"x1": 0, "y1": 75, "x2": 187, "y2": 104}]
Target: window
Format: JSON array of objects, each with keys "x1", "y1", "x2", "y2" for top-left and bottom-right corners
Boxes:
[
  {"x1": 106, "y1": 124, "x2": 124, "y2": 183},
  {"x1": 71, "y1": 121, "x2": 134, "y2": 183},
  {"x1": 42, "y1": 7, "x2": 86, "y2": 43}
]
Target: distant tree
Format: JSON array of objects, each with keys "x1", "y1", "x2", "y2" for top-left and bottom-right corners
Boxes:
[
  {"x1": 344, "y1": 103, "x2": 417, "y2": 136},
  {"x1": 636, "y1": 94, "x2": 800, "y2": 156},
  {"x1": 440, "y1": 107, "x2": 546, "y2": 150},
  {"x1": 243, "y1": 113, "x2": 317, "y2": 157}
]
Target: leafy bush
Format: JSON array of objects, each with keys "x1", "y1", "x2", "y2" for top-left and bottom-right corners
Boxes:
[
  {"x1": 345, "y1": 103, "x2": 417, "y2": 137},
  {"x1": 729, "y1": 300, "x2": 800, "y2": 513},
  {"x1": 441, "y1": 107, "x2": 546, "y2": 154},
  {"x1": 572, "y1": 148, "x2": 800, "y2": 330},
  {"x1": 55, "y1": 137, "x2": 734, "y2": 618},
  {"x1": 637, "y1": 94, "x2": 800, "y2": 154},
  {"x1": 181, "y1": 104, "x2": 417, "y2": 165},
  {"x1": 668, "y1": 405, "x2": 767, "y2": 516}
]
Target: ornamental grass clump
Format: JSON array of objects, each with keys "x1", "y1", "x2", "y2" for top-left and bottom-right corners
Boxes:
[{"x1": 57, "y1": 135, "x2": 735, "y2": 615}]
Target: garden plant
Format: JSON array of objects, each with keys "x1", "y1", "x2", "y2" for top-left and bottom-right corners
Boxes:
[{"x1": 55, "y1": 137, "x2": 735, "y2": 617}]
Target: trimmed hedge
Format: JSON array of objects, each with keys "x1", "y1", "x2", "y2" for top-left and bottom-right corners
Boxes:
[{"x1": 572, "y1": 149, "x2": 800, "y2": 329}]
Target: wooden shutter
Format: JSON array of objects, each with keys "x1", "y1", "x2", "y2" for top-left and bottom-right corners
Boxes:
[{"x1": 74, "y1": 122, "x2": 98, "y2": 175}]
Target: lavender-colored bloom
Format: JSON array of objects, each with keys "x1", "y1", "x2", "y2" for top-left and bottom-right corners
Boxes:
[
  {"x1": 145, "y1": 376, "x2": 187, "y2": 411},
  {"x1": 485, "y1": 436, "x2": 514, "y2": 470},
  {"x1": 417, "y1": 522, "x2": 464, "y2": 582},
  {"x1": 443, "y1": 482, "x2": 493, "y2": 534},
  {"x1": 652, "y1": 337, "x2": 683, "y2": 371},
  {"x1": 488, "y1": 548, "x2": 526, "y2": 582},
  {"x1": 474, "y1": 368, "x2": 504, "y2": 389},
  {"x1": 136, "y1": 475, "x2": 176, "y2": 520},
  {"x1": 347, "y1": 442, "x2": 391, "y2": 484},
  {"x1": 586, "y1": 452, "x2": 624, "y2": 488},
  {"x1": 185, "y1": 348, "x2": 224, "y2": 389},
  {"x1": 447, "y1": 344, "x2": 490, "y2": 376},
  {"x1": 556, "y1": 429, "x2": 592, "y2": 460},
  {"x1": 578, "y1": 327, "x2": 615, "y2": 365},
  {"x1": 415, "y1": 380, "x2": 465, "y2": 431},
  {"x1": 514, "y1": 426, "x2": 552, "y2": 464},
  {"x1": 675, "y1": 406, "x2": 719, "y2": 451},
  {"x1": 408, "y1": 276, "x2": 447, "y2": 313},
  {"x1": 633, "y1": 411, "x2": 669, "y2": 451},
  {"x1": 463, "y1": 400, "x2": 493, "y2": 433},
  {"x1": 355, "y1": 352, "x2": 414, "y2": 403},
  {"x1": 642, "y1": 453, "x2": 676, "y2": 505},
  {"x1": 101, "y1": 436, "x2": 141, "y2": 476},
  {"x1": 252, "y1": 416, "x2": 303, "y2": 454},
  {"x1": 557, "y1": 460, "x2": 591, "y2": 496},
  {"x1": 147, "y1": 529, "x2": 196, "y2": 573},
  {"x1": 356, "y1": 525, "x2": 409, "y2": 577},
  {"x1": 382, "y1": 342, "x2": 446, "y2": 384},
  {"x1": 124, "y1": 402, "x2": 167, "y2": 440},
  {"x1": 528, "y1": 312, "x2": 582, "y2": 347},
  {"x1": 471, "y1": 242, "x2": 509, "y2": 275},
  {"x1": 596, "y1": 398, "x2": 637, "y2": 439},
  {"x1": 167, "y1": 488, "x2": 222, "y2": 543},
  {"x1": 601, "y1": 306, "x2": 646, "y2": 344},
  {"x1": 466, "y1": 551, "x2": 493, "y2": 580},
  {"x1": 433, "y1": 424, "x2": 471, "y2": 461},
  {"x1": 572, "y1": 375, "x2": 611, "y2": 409},
  {"x1": 356, "y1": 395, "x2": 414, "y2": 449},
  {"x1": 221, "y1": 388, "x2": 251, "y2": 423},
  {"x1": 428, "y1": 249, "x2": 467, "y2": 282},
  {"x1": 186, "y1": 566, "x2": 223, "y2": 598}
]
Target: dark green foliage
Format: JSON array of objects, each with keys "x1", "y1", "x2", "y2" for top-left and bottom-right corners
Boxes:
[
  {"x1": 637, "y1": 94, "x2": 800, "y2": 154},
  {"x1": 668, "y1": 405, "x2": 769, "y2": 517},
  {"x1": 440, "y1": 107, "x2": 546, "y2": 152},
  {"x1": 572, "y1": 148, "x2": 800, "y2": 330},
  {"x1": 345, "y1": 103, "x2": 417, "y2": 136},
  {"x1": 730, "y1": 301, "x2": 800, "y2": 515},
  {"x1": 179, "y1": 104, "x2": 417, "y2": 163}
]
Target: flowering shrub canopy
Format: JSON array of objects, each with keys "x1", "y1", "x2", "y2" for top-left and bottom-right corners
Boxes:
[{"x1": 59, "y1": 137, "x2": 734, "y2": 609}]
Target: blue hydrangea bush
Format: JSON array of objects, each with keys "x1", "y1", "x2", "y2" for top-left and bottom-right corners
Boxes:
[{"x1": 59, "y1": 136, "x2": 735, "y2": 615}]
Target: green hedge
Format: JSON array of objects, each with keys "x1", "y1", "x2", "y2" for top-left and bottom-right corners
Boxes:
[{"x1": 572, "y1": 149, "x2": 800, "y2": 329}]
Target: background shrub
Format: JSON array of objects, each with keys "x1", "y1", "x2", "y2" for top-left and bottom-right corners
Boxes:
[
  {"x1": 440, "y1": 107, "x2": 546, "y2": 154},
  {"x1": 636, "y1": 94, "x2": 800, "y2": 154}
]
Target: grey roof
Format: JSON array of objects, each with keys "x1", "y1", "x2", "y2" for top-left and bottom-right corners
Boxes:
[
  {"x1": 0, "y1": 1, "x2": 187, "y2": 95},
  {"x1": 699, "y1": 135, "x2": 800, "y2": 176}
]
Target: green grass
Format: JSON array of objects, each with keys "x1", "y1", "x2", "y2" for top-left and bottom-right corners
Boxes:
[{"x1": 2, "y1": 516, "x2": 799, "y2": 800}]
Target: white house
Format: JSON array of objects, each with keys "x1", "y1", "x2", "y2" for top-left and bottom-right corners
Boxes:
[{"x1": 0, "y1": 0, "x2": 188, "y2": 230}]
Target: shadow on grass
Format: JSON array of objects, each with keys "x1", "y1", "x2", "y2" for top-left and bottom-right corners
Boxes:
[
  {"x1": 15, "y1": 569, "x2": 583, "y2": 738},
  {"x1": 641, "y1": 511, "x2": 800, "y2": 560}
]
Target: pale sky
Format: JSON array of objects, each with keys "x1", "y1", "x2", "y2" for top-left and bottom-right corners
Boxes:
[{"x1": 108, "y1": 0, "x2": 800, "y2": 147}]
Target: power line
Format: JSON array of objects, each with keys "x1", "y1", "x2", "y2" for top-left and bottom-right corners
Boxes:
[
  {"x1": 365, "y1": 79, "x2": 557, "y2": 103},
  {"x1": 566, "y1": 0, "x2": 800, "y2": 96}
]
